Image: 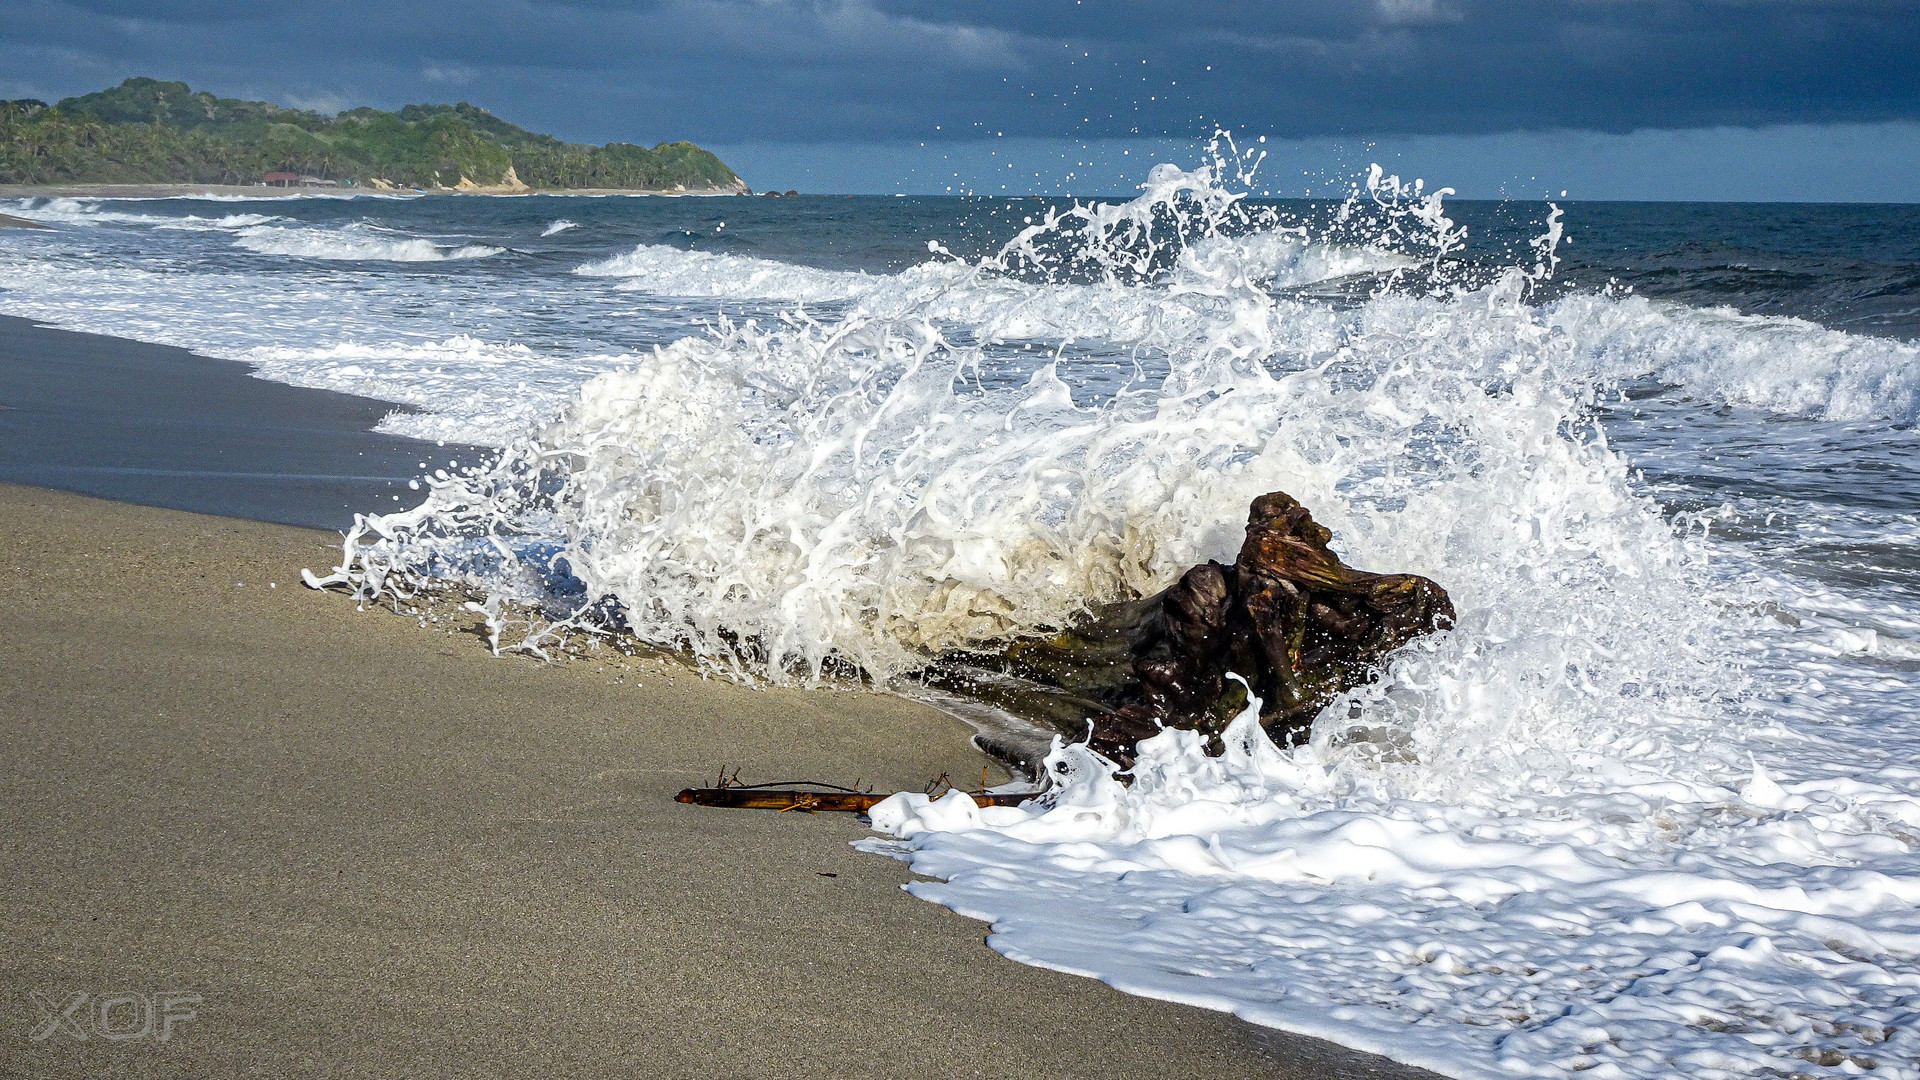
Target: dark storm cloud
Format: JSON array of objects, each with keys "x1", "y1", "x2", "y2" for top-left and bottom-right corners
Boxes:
[{"x1": 3, "y1": 0, "x2": 1917, "y2": 144}]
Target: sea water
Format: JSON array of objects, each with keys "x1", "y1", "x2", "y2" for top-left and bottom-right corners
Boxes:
[{"x1": 5, "y1": 170, "x2": 1920, "y2": 1079}]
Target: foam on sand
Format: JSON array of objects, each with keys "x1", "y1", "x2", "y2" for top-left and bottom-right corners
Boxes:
[{"x1": 868, "y1": 680, "x2": 1920, "y2": 1079}]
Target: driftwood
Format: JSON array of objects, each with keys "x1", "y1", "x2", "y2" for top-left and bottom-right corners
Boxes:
[
  {"x1": 679, "y1": 491, "x2": 1453, "y2": 793},
  {"x1": 675, "y1": 787, "x2": 1033, "y2": 812},
  {"x1": 1084, "y1": 491, "x2": 1453, "y2": 763},
  {"x1": 677, "y1": 772, "x2": 1033, "y2": 813},
  {"x1": 941, "y1": 491, "x2": 1454, "y2": 769}
]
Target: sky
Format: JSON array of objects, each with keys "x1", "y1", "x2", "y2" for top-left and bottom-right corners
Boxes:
[{"x1": 4, "y1": 0, "x2": 1919, "y2": 199}]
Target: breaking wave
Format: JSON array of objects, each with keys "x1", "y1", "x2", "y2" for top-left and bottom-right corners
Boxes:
[
  {"x1": 576, "y1": 243, "x2": 878, "y2": 300},
  {"x1": 1541, "y1": 293, "x2": 1920, "y2": 424},
  {"x1": 310, "y1": 159, "x2": 1918, "y2": 684},
  {"x1": 6, "y1": 198, "x2": 281, "y2": 231},
  {"x1": 577, "y1": 233, "x2": 1411, "y2": 306},
  {"x1": 233, "y1": 223, "x2": 504, "y2": 262}
]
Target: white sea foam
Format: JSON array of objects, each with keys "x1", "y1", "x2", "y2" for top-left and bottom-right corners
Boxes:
[
  {"x1": 158, "y1": 212, "x2": 280, "y2": 231},
  {"x1": 7, "y1": 196, "x2": 1916, "y2": 447},
  {"x1": 867, "y1": 685, "x2": 1920, "y2": 1080},
  {"x1": 233, "y1": 223, "x2": 504, "y2": 261},
  {"x1": 572, "y1": 241, "x2": 1920, "y2": 429},
  {"x1": 541, "y1": 219, "x2": 580, "y2": 236},
  {"x1": 580, "y1": 233, "x2": 1407, "y2": 298},
  {"x1": 1175, "y1": 228, "x2": 1417, "y2": 287}
]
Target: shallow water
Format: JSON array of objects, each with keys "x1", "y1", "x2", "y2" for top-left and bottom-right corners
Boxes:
[{"x1": 5, "y1": 176, "x2": 1920, "y2": 1079}]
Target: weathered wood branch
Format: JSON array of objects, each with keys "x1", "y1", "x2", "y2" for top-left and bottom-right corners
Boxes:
[{"x1": 675, "y1": 787, "x2": 1033, "y2": 812}]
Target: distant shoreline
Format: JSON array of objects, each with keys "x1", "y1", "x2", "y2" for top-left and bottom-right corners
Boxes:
[{"x1": 0, "y1": 182, "x2": 750, "y2": 199}]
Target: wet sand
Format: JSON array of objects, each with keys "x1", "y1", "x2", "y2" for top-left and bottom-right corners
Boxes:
[
  {"x1": 0, "y1": 315, "x2": 480, "y2": 530},
  {"x1": 0, "y1": 483, "x2": 1439, "y2": 1079}
]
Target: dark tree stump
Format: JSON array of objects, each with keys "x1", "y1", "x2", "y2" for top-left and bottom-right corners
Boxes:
[{"x1": 1085, "y1": 491, "x2": 1454, "y2": 765}]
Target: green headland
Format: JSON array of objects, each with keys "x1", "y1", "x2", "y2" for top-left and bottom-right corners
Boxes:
[{"x1": 1, "y1": 77, "x2": 744, "y2": 193}]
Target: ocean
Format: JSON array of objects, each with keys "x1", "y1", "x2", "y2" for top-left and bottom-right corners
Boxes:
[{"x1": 5, "y1": 169, "x2": 1919, "y2": 1079}]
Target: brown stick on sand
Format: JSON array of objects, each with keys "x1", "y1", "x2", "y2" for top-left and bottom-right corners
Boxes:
[{"x1": 676, "y1": 786, "x2": 1035, "y2": 812}]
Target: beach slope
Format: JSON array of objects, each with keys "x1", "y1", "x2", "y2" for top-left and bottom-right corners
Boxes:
[{"x1": 0, "y1": 483, "x2": 1438, "y2": 1079}]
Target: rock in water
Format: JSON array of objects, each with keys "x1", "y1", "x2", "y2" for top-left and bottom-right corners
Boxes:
[{"x1": 1086, "y1": 492, "x2": 1453, "y2": 764}]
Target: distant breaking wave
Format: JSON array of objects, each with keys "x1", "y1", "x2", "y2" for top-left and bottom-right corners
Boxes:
[
  {"x1": 576, "y1": 243, "x2": 877, "y2": 301},
  {"x1": 571, "y1": 237, "x2": 1417, "y2": 351},
  {"x1": 577, "y1": 235, "x2": 1413, "y2": 302},
  {"x1": 234, "y1": 223, "x2": 503, "y2": 262},
  {"x1": 6, "y1": 198, "x2": 281, "y2": 231}
]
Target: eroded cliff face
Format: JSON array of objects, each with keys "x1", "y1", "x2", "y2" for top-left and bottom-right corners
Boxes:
[{"x1": 451, "y1": 165, "x2": 532, "y2": 194}]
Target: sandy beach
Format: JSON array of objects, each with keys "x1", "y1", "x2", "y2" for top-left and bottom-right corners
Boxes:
[{"x1": 0, "y1": 483, "x2": 1439, "y2": 1079}]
